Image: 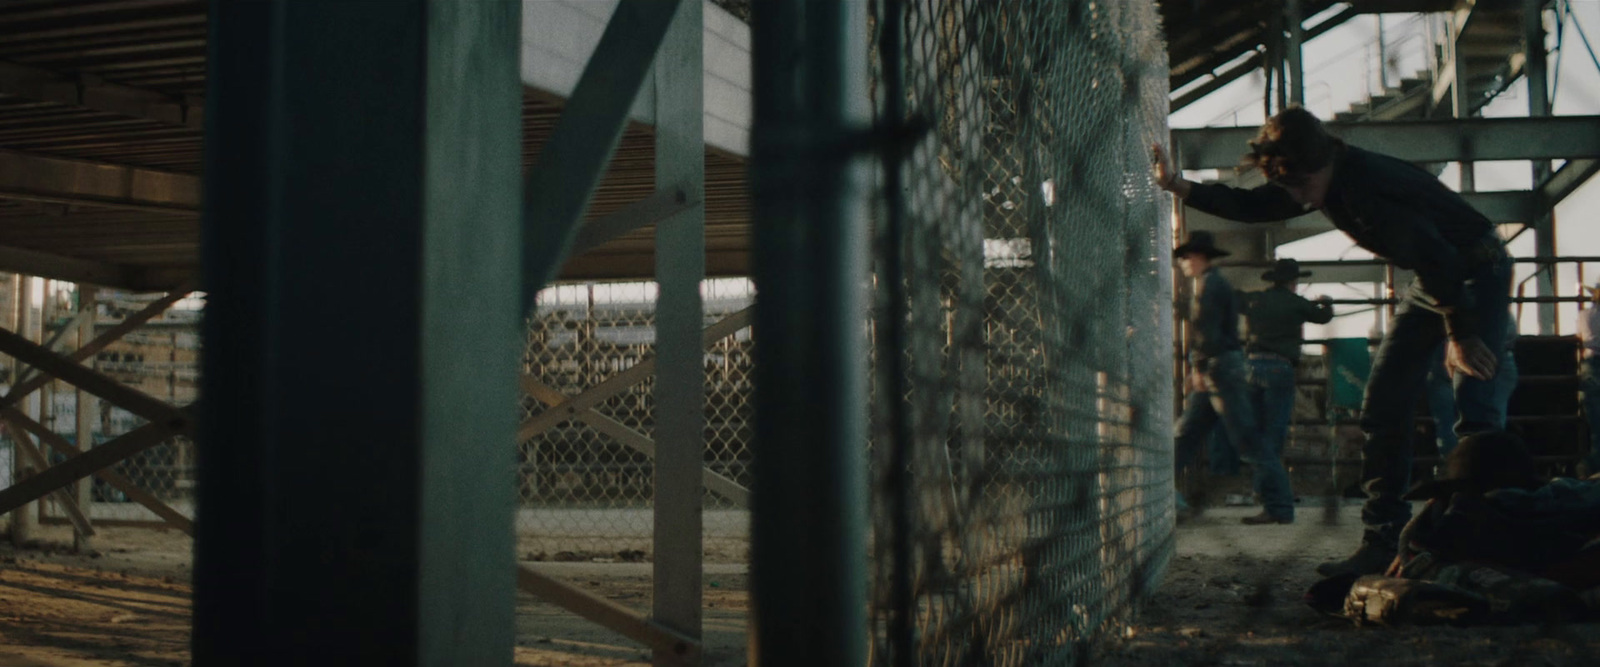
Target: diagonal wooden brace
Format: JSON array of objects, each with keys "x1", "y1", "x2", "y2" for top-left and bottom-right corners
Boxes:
[
  {"x1": 4, "y1": 408, "x2": 193, "y2": 535},
  {"x1": 5, "y1": 423, "x2": 94, "y2": 537},
  {"x1": 2, "y1": 285, "x2": 190, "y2": 411},
  {"x1": 517, "y1": 306, "x2": 752, "y2": 443},
  {"x1": 0, "y1": 325, "x2": 190, "y2": 432},
  {"x1": 517, "y1": 564, "x2": 699, "y2": 663},
  {"x1": 521, "y1": 376, "x2": 750, "y2": 506},
  {"x1": 0, "y1": 405, "x2": 191, "y2": 521}
]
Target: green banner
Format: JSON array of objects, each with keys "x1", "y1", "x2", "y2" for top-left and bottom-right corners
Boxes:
[{"x1": 1325, "y1": 338, "x2": 1373, "y2": 411}]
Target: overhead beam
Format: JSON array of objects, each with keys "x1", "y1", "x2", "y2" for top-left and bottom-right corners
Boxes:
[
  {"x1": 1172, "y1": 5, "x2": 1360, "y2": 112},
  {"x1": 0, "y1": 149, "x2": 200, "y2": 213},
  {"x1": 0, "y1": 59, "x2": 203, "y2": 129},
  {"x1": 521, "y1": 0, "x2": 687, "y2": 310},
  {"x1": 1173, "y1": 116, "x2": 1600, "y2": 169},
  {"x1": 0, "y1": 242, "x2": 134, "y2": 289}
]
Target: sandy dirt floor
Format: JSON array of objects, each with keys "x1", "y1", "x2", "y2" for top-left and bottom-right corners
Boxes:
[
  {"x1": 2, "y1": 504, "x2": 1598, "y2": 666},
  {"x1": 1098, "y1": 503, "x2": 1600, "y2": 667}
]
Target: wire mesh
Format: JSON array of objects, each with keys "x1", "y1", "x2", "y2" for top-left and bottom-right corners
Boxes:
[
  {"x1": 0, "y1": 284, "x2": 204, "y2": 526},
  {"x1": 517, "y1": 278, "x2": 755, "y2": 563},
  {"x1": 867, "y1": 1, "x2": 1173, "y2": 663}
]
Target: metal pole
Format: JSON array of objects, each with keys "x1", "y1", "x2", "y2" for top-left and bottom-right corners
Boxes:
[
  {"x1": 1451, "y1": 21, "x2": 1476, "y2": 192},
  {"x1": 652, "y1": 0, "x2": 706, "y2": 663},
  {"x1": 196, "y1": 1, "x2": 522, "y2": 663},
  {"x1": 1527, "y1": 0, "x2": 1558, "y2": 334},
  {"x1": 1287, "y1": 0, "x2": 1305, "y2": 107},
  {"x1": 750, "y1": 0, "x2": 870, "y2": 664},
  {"x1": 1377, "y1": 15, "x2": 1389, "y2": 91}
]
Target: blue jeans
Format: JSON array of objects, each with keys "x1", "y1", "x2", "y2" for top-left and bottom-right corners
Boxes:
[
  {"x1": 1580, "y1": 357, "x2": 1600, "y2": 471},
  {"x1": 1359, "y1": 255, "x2": 1512, "y2": 546},
  {"x1": 1424, "y1": 342, "x2": 1517, "y2": 459},
  {"x1": 1207, "y1": 428, "x2": 1242, "y2": 476},
  {"x1": 1248, "y1": 357, "x2": 1297, "y2": 520},
  {"x1": 1175, "y1": 350, "x2": 1261, "y2": 480}
]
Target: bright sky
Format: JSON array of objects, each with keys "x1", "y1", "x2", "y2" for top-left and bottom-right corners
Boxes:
[{"x1": 1170, "y1": 3, "x2": 1600, "y2": 340}]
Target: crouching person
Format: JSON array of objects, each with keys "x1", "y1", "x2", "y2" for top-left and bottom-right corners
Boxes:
[{"x1": 1307, "y1": 431, "x2": 1600, "y2": 626}]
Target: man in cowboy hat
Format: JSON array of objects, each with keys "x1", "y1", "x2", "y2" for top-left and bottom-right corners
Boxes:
[
  {"x1": 1234, "y1": 258, "x2": 1335, "y2": 524},
  {"x1": 1172, "y1": 230, "x2": 1262, "y2": 517},
  {"x1": 1153, "y1": 106, "x2": 1512, "y2": 575}
]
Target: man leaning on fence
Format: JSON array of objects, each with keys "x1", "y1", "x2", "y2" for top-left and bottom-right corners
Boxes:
[
  {"x1": 1237, "y1": 258, "x2": 1334, "y2": 525},
  {"x1": 1172, "y1": 230, "x2": 1262, "y2": 520},
  {"x1": 1154, "y1": 106, "x2": 1512, "y2": 576}
]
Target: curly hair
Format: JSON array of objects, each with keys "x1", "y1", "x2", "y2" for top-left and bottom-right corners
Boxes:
[{"x1": 1246, "y1": 106, "x2": 1341, "y2": 185}]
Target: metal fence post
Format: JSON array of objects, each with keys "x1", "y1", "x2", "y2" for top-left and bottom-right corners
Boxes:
[
  {"x1": 749, "y1": 0, "x2": 870, "y2": 665},
  {"x1": 196, "y1": 1, "x2": 523, "y2": 663}
]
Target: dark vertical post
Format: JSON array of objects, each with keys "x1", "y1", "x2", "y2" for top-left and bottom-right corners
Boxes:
[
  {"x1": 1526, "y1": 0, "x2": 1557, "y2": 333},
  {"x1": 196, "y1": 2, "x2": 522, "y2": 664},
  {"x1": 749, "y1": 0, "x2": 870, "y2": 665},
  {"x1": 1287, "y1": 0, "x2": 1305, "y2": 108},
  {"x1": 653, "y1": 0, "x2": 706, "y2": 663}
]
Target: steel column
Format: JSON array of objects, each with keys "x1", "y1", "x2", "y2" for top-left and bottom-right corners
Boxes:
[
  {"x1": 196, "y1": 1, "x2": 522, "y2": 663},
  {"x1": 1526, "y1": 0, "x2": 1557, "y2": 333},
  {"x1": 750, "y1": 0, "x2": 871, "y2": 665},
  {"x1": 8, "y1": 275, "x2": 35, "y2": 545},
  {"x1": 1288, "y1": 0, "x2": 1305, "y2": 108},
  {"x1": 652, "y1": 0, "x2": 706, "y2": 663},
  {"x1": 73, "y1": 285, "x2": 96, "y2": 553}
]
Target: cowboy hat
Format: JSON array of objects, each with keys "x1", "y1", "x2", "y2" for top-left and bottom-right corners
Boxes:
[
  {"x1": 1403, "y1": 430, "x2": 1547, "y2": 501},
  {"x1": 1262, "y1": 258, "x2": 1313, "y2": 283},
  {"x1": 1172, "y1": 230, "x2": 1231, "y2": 259}
]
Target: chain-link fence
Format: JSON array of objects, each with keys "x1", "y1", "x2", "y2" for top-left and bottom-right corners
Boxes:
[
  {"x1": 0, "y1": 282, "x2": 202, "y2": 528},
  {"x1": 867, "y1": 1, "x2": 1173, "y2": 663},
  {"x1": 517, "y1": 278, "x2": 755, "y2": 562}
]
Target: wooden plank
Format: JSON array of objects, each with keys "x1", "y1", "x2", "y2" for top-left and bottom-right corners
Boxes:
[
  {"x1": 7, "y1": 408, "x2": 193, "y2": 535},
  {"x1": 520, "y1": 375, "x2": 750, "y2": 506},
  {"x1": 0, "y1": 408, "x2": 183, "y2": 516},
  {"x1": 5, "y1": 424, "x2": 94, "y2": 537},
  {"x1": 517, "y1": 306, "x2": 751, "y2": 442},
  {"x1": 516, "y1": 564, "x2": 700, "y2": 663},
  {"x1": 0, "y1": 325, "x2": 190, "y2": 431},
  {"x1": 2, "y1": 286, "x2": 189, "y2": 410}
]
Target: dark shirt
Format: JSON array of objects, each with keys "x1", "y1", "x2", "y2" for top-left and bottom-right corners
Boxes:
[
  {"x1": 1241, "y1": 286, "x2": 1334, "y2": 362},
  {"x1": 1188, "y1": 267, "x2": 1241, "y2": 368},
  {"x1": 1186, "y1": 144, "x2": 1500, "y2": 340}
]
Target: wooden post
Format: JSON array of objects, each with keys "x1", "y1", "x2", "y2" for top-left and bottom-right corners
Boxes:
[
  {"x1": 74, "y1": 286, "x2": 97, "y2": 552},
  {"x1": 10, "y1": 275, "x2": 36, "y2": 545}
]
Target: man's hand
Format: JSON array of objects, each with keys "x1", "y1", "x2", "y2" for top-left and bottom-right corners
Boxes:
[
  {"x1": 1151, "y1": 143, "x2": 1189, "y2": 197},
  {"x1": 1445, "y1": 336, "x2": 1498, "y2": 380},
  {"x1": 1315, "y1": 295, "x2": 1333, "y2": 304},
  {"x1": 1187, "y1": 370, "x2": 1207, "y2": 393}
]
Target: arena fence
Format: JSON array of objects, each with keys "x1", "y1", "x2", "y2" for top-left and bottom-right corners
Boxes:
[{"x1": 864, "y1": 1, "x2": 1175, "y2": 663}]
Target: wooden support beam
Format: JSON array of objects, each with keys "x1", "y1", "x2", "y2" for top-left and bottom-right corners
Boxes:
[
  {"x1": 516, "y1": 564, "x2": 700, "y2": 664},
  {"x1": 0, "y1": 325, "x2": 189, "y2": 431},
  {"x1": 5, "y1": 425, "x2": 94, "y2": 538},
  {"x1": 0, "y1": 244, "x2": 143, "y2": 295},
  {"x1": 4, "y1": 408, "x2": 193, "y2": 535},
  {"x1": 521, "y1": 0, "x2": 687, "y2": 308},
  {"x1": 521, "y1": 375, "x2": 750, "y2": 506},
  {"x1": 571, "y1": 189, "x2": 697, "y2": 257},
  {"x1": 2, "y1": 286, "x2": 189, "y2": 410},
  {"x1": 0, "y1": 59, "x2": 202, "y2": 129},
  {"x1": 0, "y1": 412, "x2": 182, "y2": 516},
  {"x1": 517, "y1": 306, "x2": 752, "y2": 443},
  {"x1": 0, "y1": 149, "x2": 200, "y2": 214}
]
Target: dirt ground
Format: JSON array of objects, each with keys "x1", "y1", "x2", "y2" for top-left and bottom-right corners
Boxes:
[
  {"x1": 1099, "y1": 503, "x2": 1600, "y2": 667},
  {"x1": 2, "y1": 505, "x2": 1598, "y2": 666},
  {"x1": 0, "y1": 524, "x2": 750, "y2": 667}
]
